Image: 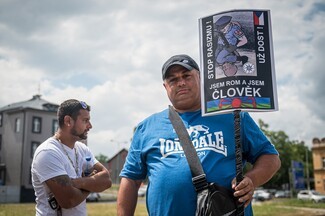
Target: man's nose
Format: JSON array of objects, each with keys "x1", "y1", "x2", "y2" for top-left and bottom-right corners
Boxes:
[{"x1": 177, "y1": 78, "x2": 186, "y2": 86}]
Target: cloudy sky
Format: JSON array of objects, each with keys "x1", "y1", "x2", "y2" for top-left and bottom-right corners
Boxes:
[{"x1": 0, "y1": 0, "x2": 324, "y2": 158}]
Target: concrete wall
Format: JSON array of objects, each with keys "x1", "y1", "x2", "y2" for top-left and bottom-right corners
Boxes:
[{"x1": 2, "y1": 111, "x2": 24, "y2": 186}]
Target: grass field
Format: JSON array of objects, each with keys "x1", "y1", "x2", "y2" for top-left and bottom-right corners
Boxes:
[
  {"x1": 1, "y1": 198, "x2": 325, "y2": 216},
  {"x1": 252, "y1": 199, "x2": 325, "y2": 216}
]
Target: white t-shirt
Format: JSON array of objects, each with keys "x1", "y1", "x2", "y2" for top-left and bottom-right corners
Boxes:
[{"x1": 31, "y1": 137, "x2": 98, "y2": 216}]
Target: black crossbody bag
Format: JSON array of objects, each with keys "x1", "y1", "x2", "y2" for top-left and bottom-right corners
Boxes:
[{"x1": 168, "y1": 106, "x2": 245, "y2": 216}]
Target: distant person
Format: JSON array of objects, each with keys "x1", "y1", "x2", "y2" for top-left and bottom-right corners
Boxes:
[
  {"x1": 117, "y1": 54, "x2": 280, "y2": 216},
  {"x1": 31, "y1": 99, "x2": 112, "y2": 216}
]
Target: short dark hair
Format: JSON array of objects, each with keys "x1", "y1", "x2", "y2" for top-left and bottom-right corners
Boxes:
[{"x1": 57, "y1": 99, "x2": 91, "y2": 127}]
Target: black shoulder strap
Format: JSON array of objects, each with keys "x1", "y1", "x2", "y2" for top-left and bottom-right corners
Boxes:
[
  {"x1": 168, "y1": 106, "x2": 244, "y2": 190},
  {"x1": 169, "y1": 106, "x2": 245, "y2": 215},
  {"x1": 168, "y1": 106, "x2": 208, "y2": 191}
]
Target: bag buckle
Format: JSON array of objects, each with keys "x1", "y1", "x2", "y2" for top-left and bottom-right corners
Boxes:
[{"x1": 192, "y1": 174, "x2": 208, "y2": 192}]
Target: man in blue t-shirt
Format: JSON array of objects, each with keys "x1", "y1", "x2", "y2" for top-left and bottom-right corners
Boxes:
[{"x1": 117, "y1": 54, "x2": 281, "y2": 216}]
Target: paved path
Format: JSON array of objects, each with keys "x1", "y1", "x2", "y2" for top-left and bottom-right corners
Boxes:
[{"x1": 277, "y1": 205, "x2": 325, "y2": 216}]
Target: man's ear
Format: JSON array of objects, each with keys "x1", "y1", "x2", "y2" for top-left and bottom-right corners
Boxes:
[{"x1": 64, "y1": 115, "x2": 72, "y2": 127}]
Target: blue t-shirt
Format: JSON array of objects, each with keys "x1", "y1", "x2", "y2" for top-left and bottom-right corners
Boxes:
[{"x1": 120, "y1": 109, "x2": 278, "y2": 216}]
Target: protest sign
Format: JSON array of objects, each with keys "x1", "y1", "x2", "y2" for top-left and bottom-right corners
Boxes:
[{"x1": 199, "y1": 10, "x2": 278, "y2": 116}]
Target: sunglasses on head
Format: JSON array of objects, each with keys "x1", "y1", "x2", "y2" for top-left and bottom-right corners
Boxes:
[{"x1": 79, "y1": 101, "x2": 88, "y2": 109}]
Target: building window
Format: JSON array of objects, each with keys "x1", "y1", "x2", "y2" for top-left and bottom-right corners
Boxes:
[
  {"x1": 15, "y1": 118, "x2": 21, "y2": 133},
  {"x1": 0, "y1": 113, "x2": 2, "y2": 127},
  {"x1": 322, "y1": 157, "x2": 325, "y2": 169},
  {"x1": 0, "y1": 134, "x2": 2, "y2": 151},
  {"x1": 52, "y1": 119, "x2": 58, "y2": 135},
  {"x1": 0, "y1": 166, "x2": 5, "y2": 185},
  {"x1": 32, "y1": 117, "x2": 42, "y2": 133},
  {"x1": 31, "y1": 141, "x2": 40, "y2": 158}
]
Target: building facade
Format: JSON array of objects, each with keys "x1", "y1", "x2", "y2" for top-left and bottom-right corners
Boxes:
[
  {"x1": 107, "y1": 148, "x2": 128, "y2": 184},
  {"x1": 0, "y1": 95, "x2": 58, "y2": 203},
  {"x1": 312, "y1": 137, "x2": 325, "y2": 194}
]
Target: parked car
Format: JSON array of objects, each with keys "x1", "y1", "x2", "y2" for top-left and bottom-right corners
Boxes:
[
  {"x1": 275, "y1": 190, "x2": 290, "y2": 198},
  {"x1": 267, "y1": 189, "x2": 277, "y2": 197},
  {"x1": 138, "y1": 184, "x2": 148, "y2": 197},
  {"x1": 253, "y1": 190, "x2": 272, "y2": 201},
  {"x1": 86, "y1": 192, "x2": 100, "y2": 202},
  {"x1": 297, "y1": 190, "x2": 325, "y2": 203}
]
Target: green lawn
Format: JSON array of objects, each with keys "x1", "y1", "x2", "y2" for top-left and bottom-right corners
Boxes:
[
  {"x1": 253, "y1": 199, "x2": 325, "y2": 216},
  {"x1": 0, "y1": 202, "x2": 142, "y2": 216},
  {"x1": 1, "y1": 198, "x2": 324, "y2": 216}
]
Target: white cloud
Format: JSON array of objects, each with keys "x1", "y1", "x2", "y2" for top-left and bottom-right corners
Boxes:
[{"x1": 0, "y1": 0, "x2": 324, "y2": 157}]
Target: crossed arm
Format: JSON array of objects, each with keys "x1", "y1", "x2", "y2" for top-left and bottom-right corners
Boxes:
[{"x1": 46, "y1": 162, "x2": 112, "y2": 208}]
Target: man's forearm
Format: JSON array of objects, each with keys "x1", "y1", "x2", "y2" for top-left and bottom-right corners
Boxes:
[
  {"x1": 72, "y1": 169, "x2": 111, "y2": 192},
  {"x1": 117, "y1": 178, "x2": 142, "y2": 216},
  {"x1": 245, "y1": 154, "x2": 281, "y2": 188},
  {"x1": 46, "y1": 175, "x2": 90, "y2": 209},
  {"x1": 61, "y1": 188, "x2": 89, "y2": 208}
]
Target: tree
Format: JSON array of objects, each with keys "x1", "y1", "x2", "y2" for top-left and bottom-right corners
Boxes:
[
  {"x1": 256, "y1": 119, "x2": 313, "y2": 190},
  {"x1": 95, "y1": 154, "x2": 109, "y2": 164}
]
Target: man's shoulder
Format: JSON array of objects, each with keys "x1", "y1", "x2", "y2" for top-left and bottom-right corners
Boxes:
[
  {"x1": 140, "y1": 108, "x2": 168, "y2": 123},
  {"x1": 75, "y1": 141, "x2": 91, "y2": 152},
  {"x1": 36, "y1": 137, "x2": 59, "y2": 151},
  {"x1": 133, "y1": 109, "x2": 169, "y2": 133},
  {"x1": 33, "y1": 138, "x2": 61, "y2": 159}
]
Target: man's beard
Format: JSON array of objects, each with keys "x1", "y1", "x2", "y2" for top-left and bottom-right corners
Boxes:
[{"x1": 71, "y1": 127, "x2": 88, "y2": 140}]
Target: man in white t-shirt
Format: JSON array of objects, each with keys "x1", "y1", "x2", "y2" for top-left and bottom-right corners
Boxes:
[{"x1": 31, "y1": 99, "x2": 112, "y2": 216}]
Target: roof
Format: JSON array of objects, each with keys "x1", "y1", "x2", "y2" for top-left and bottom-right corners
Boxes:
[
  {"x1": 0, "y1": 94, "x2": 59, "y2": 113},
  {"x1": 107, "y1": 148, "x2": 128, "y2": 163}
]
